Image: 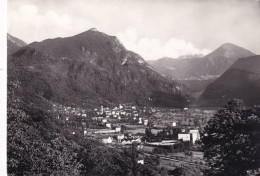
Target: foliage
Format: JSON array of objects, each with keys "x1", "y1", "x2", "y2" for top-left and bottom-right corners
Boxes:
[
  {"x1": 200, "y1": 99, "x2": 260, "y2": 176},
  {"x1": 144, "y1": 127, "x2": 181, "y2": 142}
]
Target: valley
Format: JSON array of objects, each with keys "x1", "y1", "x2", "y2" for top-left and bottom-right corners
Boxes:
[{"x1": 7, "y1": 28, "x2": 260, "y2": 175}]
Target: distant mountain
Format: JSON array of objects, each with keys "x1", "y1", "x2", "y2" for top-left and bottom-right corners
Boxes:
[
  {"x1": 198, "y1": 55, "x2": 260, "y2": 107},
  {"x1": 7, "y1": 33, "x2": 27, "y2": 55},
  {"x1": 176, "y1": 79, "x2": 216, "y2": 100},
  {"x1": 148, "y1": 43, "x2": 255, "y2": 100},
  {"x1": 149, "y1": 43, "x2": 255, "y2": 80},
  {"x1": 9, "y1": 28, "x2": 191, "y2": 108}
]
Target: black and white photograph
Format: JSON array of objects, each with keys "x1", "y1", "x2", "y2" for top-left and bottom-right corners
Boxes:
[{"x1": 3, "y1": 0, "x2": 260, "y2": 175}]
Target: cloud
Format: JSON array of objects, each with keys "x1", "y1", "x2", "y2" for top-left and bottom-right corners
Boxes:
[
  {"x1": 7, "y1": 0, "x2": 260, "y2": 56},
  {"x1": 8, "y1": 4, "x2": 94, "y2": 43},
  {"x1": 117, "y1": 27, "x2": 211, "y2": 60}
]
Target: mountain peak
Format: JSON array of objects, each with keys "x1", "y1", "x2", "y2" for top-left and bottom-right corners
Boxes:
[
  {"x1": 219, "y1": 43, "x2": 242, "y2": 50},
  {"x1": 89, "y1": 28, "x2": 98, "y2": 32}
]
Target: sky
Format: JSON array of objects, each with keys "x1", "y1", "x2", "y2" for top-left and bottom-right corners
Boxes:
[{"x1": 7, "y1": 0, "x2": 260, "y2": 60}]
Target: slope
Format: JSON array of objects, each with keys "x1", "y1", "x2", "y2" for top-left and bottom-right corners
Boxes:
[
  {"x1": 198, "y1": 55, "x2": 260, "y2": 107},
  {"x1": 9, "y1": 28, "x2": 191, "y2": 108},
  {"x1": 7, "y1": 33, "x2": 27, "y2": 55}
]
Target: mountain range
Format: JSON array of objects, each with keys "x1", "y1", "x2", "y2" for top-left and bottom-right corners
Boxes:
[
  {"x1": 149, "y1": 43, "x2": 255, "y2": 80},
  {"x1": 7, "y1": 30, "x2": 260, "y2": 108},
  {"x1": 148, "y1": 43, "x2": 255, "y2": 99},
  {"x1": 199, "y1": 55, "x2": 260, "y2": 107},
  {"x1": 8, "y1": 29, "x2": 191, "y2": 108}
]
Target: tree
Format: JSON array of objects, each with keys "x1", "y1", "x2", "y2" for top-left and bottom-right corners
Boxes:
[
  {"x1": 200, "y1": 99, "x2": 260, "y2": 176},
  {"x1": 144, "y1": 128, "x2": 154, "y2": 142}
]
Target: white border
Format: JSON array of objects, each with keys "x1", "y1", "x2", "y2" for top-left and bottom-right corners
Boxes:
[{"x1": 0, "y1": 0, "x2": 7, "y2": 175}]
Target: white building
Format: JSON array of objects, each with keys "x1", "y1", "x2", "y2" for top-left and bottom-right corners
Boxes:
[
  {"x1": 117, "y1": 134, "x2": 124, "y2": 142},
  {"x1": 106, "y1": 123, "x2": 112, "y2": 128},
  {"x1": 144, "y1": 119, "x2": 149, "y2": 126},
  {"x1": 138, "y1": 118, "x2": 142, "y2": 124},
  {"x1": 133, "y1": 113, "x2": 139, "y2": 117},
  {"x1": 189, "y1": 129, "x2": 200, "y2": 144},
  {"x1": 172, "y1": 122, "x2": 177, "y2": 127},
  {"x1": 115, "y1": 127, "x2": 121, "y2": 132},
  {"x1": 178, "y1": 133, "x2": 190, "y2": 142},
  {"x1": 101, "y1": 106, "x2": 103, "y2": 114},
  {"x1": 102, "y1": 136, "x2": 113, "y2": 144},
  {"x1": 137, "y1": 159, "x2": 144, "y2": 165},
  {"x1": 91, "y1": 129, "x2": 116, "y2": 134}
]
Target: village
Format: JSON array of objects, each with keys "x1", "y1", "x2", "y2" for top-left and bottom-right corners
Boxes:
[{"x1": 50, "y1": 102, "x2": 216, "y2": 171}]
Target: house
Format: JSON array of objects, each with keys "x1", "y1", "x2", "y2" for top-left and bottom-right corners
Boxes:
[
  {"x1": 144, "y1": 119, "x2": 148, "y2": 126},
  {"x1": 133, "y1": 113, "x2": 139, "y2": 117},
  {"x1": 115, "y1": 127, "x2": 121, "y2": 132},
  {"x1": 102, "y1": 118, "x2": 107, "y2": 123},
  {"x1": 102, "y1": 136, "x2": 113, "y2": 144},
  {"x1": 137, "y1": 144, "x2": 143, "y2": 150},
  {"x1": 105, "y1": 111, "x2": 112, "y2": 116},
  {"x1": 138, "y1": 118, "x2": 142, "y2": 124},
  {"x1": 172, "y1": 122, "x2": 177, "y2": 127},
  {"x1": 137, "y1": 158, "x2": 144, "y2": 165},
  {"x1": 117, "y1": 134, "x2": 124, "y2": 142},
  {"x1": 106, "y1": 123, "x2": 112, "y2": 128},
  {"x1": 91, "y1": 129, "x2": 116, "y2": 134},
  {"x1": 189, "y1": 129, "x2": 200, "y2": 144},
  {"x1": 178, "y1": 133, "x2": 190, "y2": 142},
  {"x1": 100, "y1": 106, "x2": 104, "y2": 114},
  {"x1": 120, "y1": 111, "x2": 126, "y2": 116}
]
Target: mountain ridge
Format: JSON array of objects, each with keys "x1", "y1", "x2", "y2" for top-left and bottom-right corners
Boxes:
[
  {"x1": 198, "y1": 55, "x2": 260, "y2": 107},
  {"x1": 149, "y1": 43, "x2": 255, "y2": 80},
  {"x1": 9, "y1": 29, "x2": 191, "y2": 108},
  {"x1": 7, "y1": 33, "x2": 27, "y2": 55}
]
